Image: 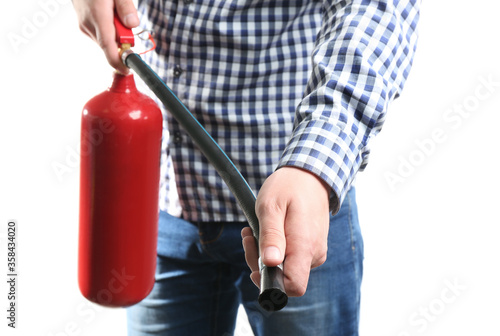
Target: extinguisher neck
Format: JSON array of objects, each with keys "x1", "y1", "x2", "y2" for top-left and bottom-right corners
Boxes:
[{"x1": 110, "y1": 72, "x2": 137, "y2": 93}]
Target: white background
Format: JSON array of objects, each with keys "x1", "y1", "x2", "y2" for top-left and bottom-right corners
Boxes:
[{"x1": 1, "y1": 1, "x2": 499, "y2": 335}]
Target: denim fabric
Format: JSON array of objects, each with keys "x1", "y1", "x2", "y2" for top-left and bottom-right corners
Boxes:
[{"x1": 127, "y1": 188, "x2": 363, "y2": 336}]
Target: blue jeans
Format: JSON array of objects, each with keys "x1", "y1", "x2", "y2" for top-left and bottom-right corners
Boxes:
[{"x1": 127, "y1": 188, "x2": 363, "y2": 336}]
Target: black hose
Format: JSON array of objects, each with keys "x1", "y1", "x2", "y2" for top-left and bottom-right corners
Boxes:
[{"x1": 124, "y1": 52, "x2": 288, "y2": 311}]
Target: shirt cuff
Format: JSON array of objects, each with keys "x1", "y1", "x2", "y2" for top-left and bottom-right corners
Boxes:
[{"x1": 277, "y1": 117, "x2": 363, "y2": 214}]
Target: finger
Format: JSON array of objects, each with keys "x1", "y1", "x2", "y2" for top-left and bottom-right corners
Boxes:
[
  {"x1": 241, "y1": 228, "x2": 259, "y2": 272},
  {"x1": 93, "y1": 6, "x2": 129, "y2": 74},
  {"x1": 115, "y1": 0, "x2": 140, "y2": 28},
  {"x1": 250, "y1": 270, "x2": 260, "y2": 288},
  {"x1": 282, "y1": 249, "x2": 313, "y2": 297},
  {"x1": 241, "y1": 226, "x2": 253, "y2": 239},
  {"x1": 281, "y1": 228, "x2": 314, "y2": 297},
  {"x1": 255, "y1": 201, "x2": 286, "y2": 268},
  {"x1": 281, "y1": 204, "x2": 327, "y2": 297}
]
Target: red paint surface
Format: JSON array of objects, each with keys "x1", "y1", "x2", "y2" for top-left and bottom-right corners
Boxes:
[
  {"x1": 114, "y1": 14, "x2": 135, "y2": 46},
  {"x1": 78, "y1": 72, "x2": 162, "y2": 307}
]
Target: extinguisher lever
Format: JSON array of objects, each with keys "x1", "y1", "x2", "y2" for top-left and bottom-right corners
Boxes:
[{"x1": 114, "y1": 11, "x2": 135, "y2": 47}]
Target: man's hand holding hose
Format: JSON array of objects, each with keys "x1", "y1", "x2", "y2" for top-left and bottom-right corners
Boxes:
[{"x1": 242, "y1": 166, "x2": 331, "y2": 297}]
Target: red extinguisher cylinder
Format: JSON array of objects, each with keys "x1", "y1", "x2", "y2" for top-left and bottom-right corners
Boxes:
[{"x1": 78, "y1": 72, "x2": 162, "y2": 307}]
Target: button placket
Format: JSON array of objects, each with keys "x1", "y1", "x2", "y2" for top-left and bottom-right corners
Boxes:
[
  {"x1": 173, "y1": 65, "x2": 183, "y2": 78},
  {"x1": 172, "y1": 131, "x2": 183, "y2": 144}
]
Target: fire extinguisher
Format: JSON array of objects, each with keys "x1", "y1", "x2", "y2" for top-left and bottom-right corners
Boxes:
[{"x1": 78, "y1": 69, "x2": 162, "y2": 306}]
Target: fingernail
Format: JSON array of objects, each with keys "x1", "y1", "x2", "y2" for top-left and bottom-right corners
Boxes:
[
  {"x1": 264, "y1": 246, "x2": 281, "y2": 261},
  {"x1": 123, "y1": 13, "x2": 140, "y2": 27}
]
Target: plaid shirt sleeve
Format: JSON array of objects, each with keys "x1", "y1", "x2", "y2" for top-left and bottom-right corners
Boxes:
[{"x1": 278, "y1": 0, "x2": 420, "y2": 213}]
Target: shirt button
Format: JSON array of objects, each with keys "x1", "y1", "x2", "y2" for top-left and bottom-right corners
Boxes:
[
  {"x1": 172, "y1": 131, "x2": 183, "y2": 144},
  {"x1": 173, "y1": 65, "x2": 183, "y2": 78}
]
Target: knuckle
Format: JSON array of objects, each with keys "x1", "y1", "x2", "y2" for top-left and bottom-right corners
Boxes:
[
  {"x1": 260, "y1": 226, "x2": 285, "y2": 248},
  {"x1": 288, "y1": 282, "x2": 307, "y2": 297},
  {"x1": 78, "y1": 22, "x2": 87, "y2": 34},
  {"x1": 313, "y1": 252, "x2": 327, "y2": 268},
  {"x1": 309, "y1": 241, "x2": 328, "y2": 268},
  {"x1": 116, "y1": 0, "x2": 134, "y2": 8},
  {"x1": 260, "y1": 226, "x2": 283, "y2": 239},
  {"x1": 78, "y1": 17, "x2": 94, "y2": 35},
  {"x1": 318, "y1": 242, "x2": 328, "y2": 262},
  {"x1": 97, "y1": 35, "x2": 114, "y2": 52},
  {"x1": 256, "y1": 198, "x2": 284, "y2": 218},
  {"x1": 97, "y1": 37, "x2": 108, "y2": 50}
]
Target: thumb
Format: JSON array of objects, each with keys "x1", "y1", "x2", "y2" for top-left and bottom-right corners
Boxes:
[
  {"x1": 256, "y1": 203, "x2": 287, "y2": 267},
  {"x1": 115, "y1": 0, "x2": 140, "y2": 28}
]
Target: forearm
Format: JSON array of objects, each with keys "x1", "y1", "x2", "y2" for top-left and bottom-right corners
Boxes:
[{"x1": 279, "y1": 0, "x2": 420, "y2": 213}]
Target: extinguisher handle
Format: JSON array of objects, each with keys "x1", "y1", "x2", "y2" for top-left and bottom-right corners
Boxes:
[
  {"x1": 114, "y1": 11, "x2": 135, "y2": 47},
  {"x1": 121, "y1": 51, "x2": 288, "y2": 311}
]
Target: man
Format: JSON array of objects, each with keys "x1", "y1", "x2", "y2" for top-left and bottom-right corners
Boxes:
[{"x1": 73, "y1": 0, "x2": 420, "y2": 335}]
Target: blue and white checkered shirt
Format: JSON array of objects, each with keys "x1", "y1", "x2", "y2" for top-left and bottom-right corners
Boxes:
[{"x1": 136, "y1": 0, "x2": 420, "y2": 222}]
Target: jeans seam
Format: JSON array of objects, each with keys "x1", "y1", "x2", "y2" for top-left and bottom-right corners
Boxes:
[
  {"x1": 347, "y1": 190, "x2": 362, "y2": 332},
  {"x1": 347, "y1": 192, "x2": 357, "y2": 260},
  {"x1": 347, "y1": 191, "x2": 360, "y2": 287}
]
